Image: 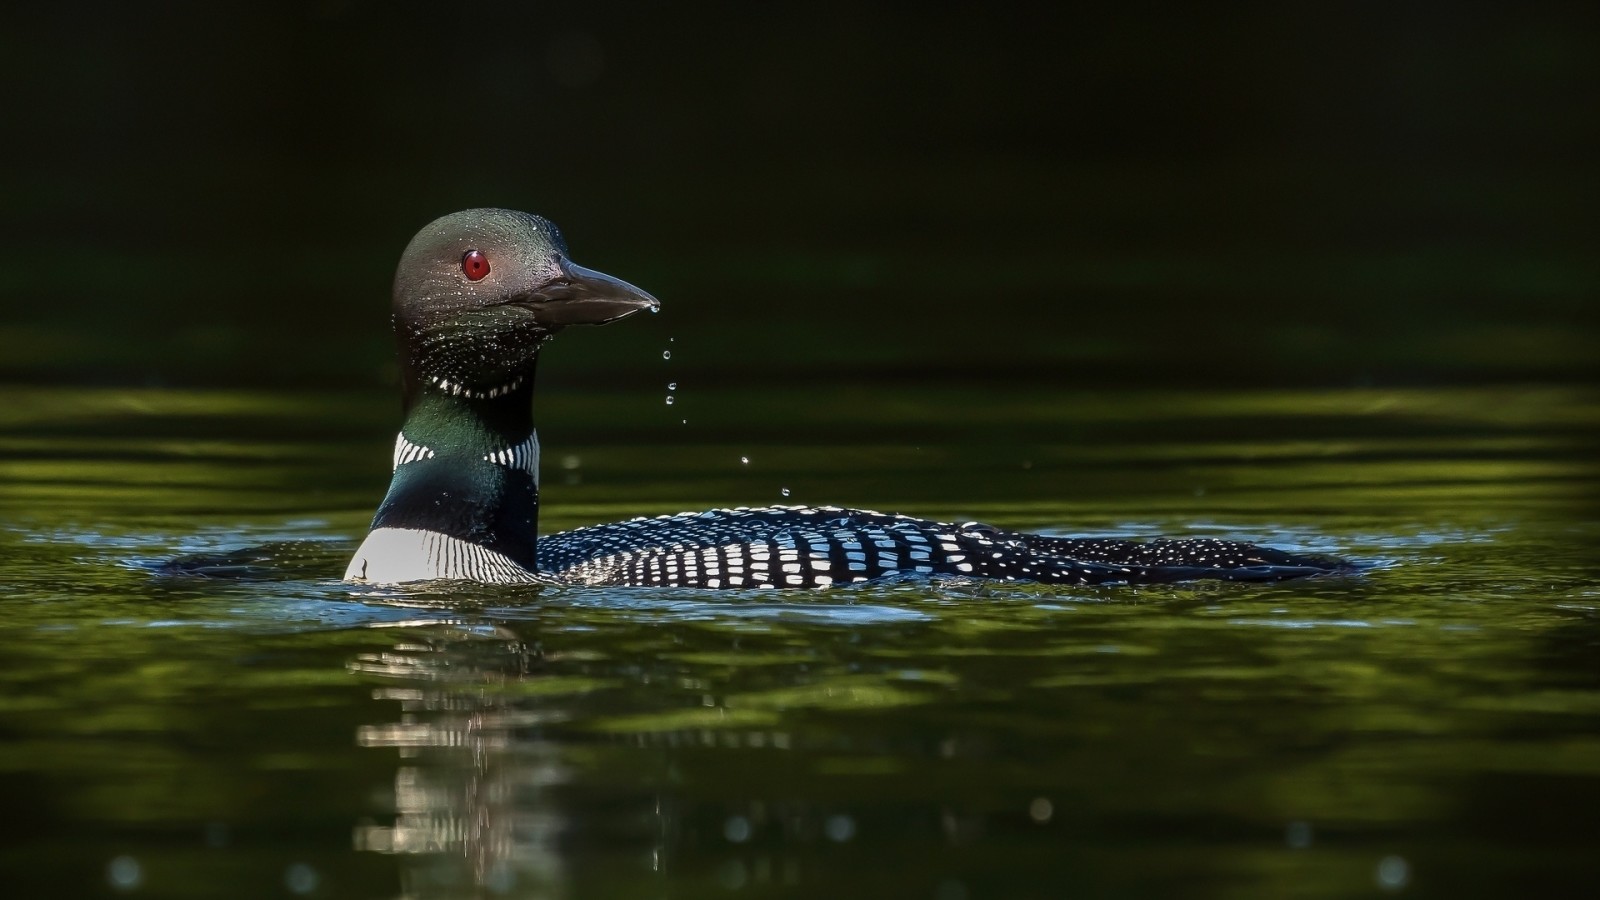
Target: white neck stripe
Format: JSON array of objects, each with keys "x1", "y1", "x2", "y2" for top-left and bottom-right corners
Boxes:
[
  {"x1": 484, "y1": 431, "x2": 540, "y2": 485},
  {"x1": 390, "y1": 431, "x2": 538, "y2": 484},
  {"x1": 392, "y1": 433, "x2": 435, "y2": 470}
]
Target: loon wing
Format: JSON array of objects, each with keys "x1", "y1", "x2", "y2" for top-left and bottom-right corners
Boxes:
[{"x1": 537, "y1": 505, "x2": 1346, "y2": 589}]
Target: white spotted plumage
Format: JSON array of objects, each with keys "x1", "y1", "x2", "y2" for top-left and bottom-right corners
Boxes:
[{"x1": 541, "y1": 505, "x2": 1103, "y2": 588}]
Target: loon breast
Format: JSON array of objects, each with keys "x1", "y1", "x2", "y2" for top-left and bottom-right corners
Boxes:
[{"x1": 345, "y1": 527, "x2": 544, "y2": 584}]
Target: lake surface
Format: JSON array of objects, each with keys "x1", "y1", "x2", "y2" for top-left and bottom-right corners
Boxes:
[{"x1": 1, "y1": 381, "x2": 1597, "y2": 899}]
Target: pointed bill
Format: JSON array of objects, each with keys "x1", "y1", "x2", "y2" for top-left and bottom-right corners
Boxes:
[{"x1": 524, "y1": 259, "x2": 660, "y2": 326}]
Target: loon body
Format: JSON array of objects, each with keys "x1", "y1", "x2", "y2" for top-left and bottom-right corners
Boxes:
[{"x1": 345, "y1": 209, "x2": 1347, "y2": 588}]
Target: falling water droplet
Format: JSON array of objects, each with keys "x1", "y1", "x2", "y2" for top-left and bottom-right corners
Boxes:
[
  {"x1": 285, "y1": 863, "x2": 319, "y2": 895},
  {"x1": 781, "y1": 487, "x2": 791, "y2": 497},
  {"x1": 662, "y1": 350, "x2": 672, "y2": 360},
  {"x1": 1376, "y1": 856, "x2": 1410, "y2": 891},
  {"x1": 665, "y1": 396, "x2": 675, "y2": 405},
  {"x1": 668, "y1": 382, "x2": 677, "y2": 390},
  {"x1": 740, "y1": 456, "x2": 749, "y2": 465},
  {"x1": 107, "y1": 856, "x2": 142, "y2": 891}
]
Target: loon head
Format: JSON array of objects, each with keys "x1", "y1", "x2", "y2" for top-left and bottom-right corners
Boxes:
[
  {"x1": 343, "y1": 209, "x2": 658, "y2": 585},
  {"x1": 393, "y1": 208, "x2": 659, "y2": 406}
]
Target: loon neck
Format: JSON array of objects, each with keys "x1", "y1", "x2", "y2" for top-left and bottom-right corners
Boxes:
[
  {"x1": 400, "y1": 373, "x2": 537, "y2": 449},
  {"x1": 368, "y1": 365, "x2": 544, "y2": 571}
]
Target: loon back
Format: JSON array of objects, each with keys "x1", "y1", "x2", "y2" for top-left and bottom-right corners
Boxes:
[
  {"x1": 536, "y1": 506, "x2": 1344, "y2": 588},
  {"x1": 345, "y1": 208, "x2": 1349, "y2": 588}
]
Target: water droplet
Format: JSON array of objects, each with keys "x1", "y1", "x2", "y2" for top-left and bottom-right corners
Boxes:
[
  {"x1": 1028, "y1": 797, "x2": 1053, "y2": 823},
  {"x1": 780, "y1": 487, "x2": 791, "y2": 497},
  {"x1": 723, "y1": 815, "x2": 752, "y2": 843},
  {"x1": 667, "y1": 382, "x2": 677, "y2": 390},
  {"x1": 1376, "y1": 856, "x2": 1410, "y2": 891},
  {"x1": 1286, "y1": 820, "x2": 1313, "y2": 849},
  {"x1": 740, "y1": 456, "x2": 749, "y2": 465},
  {"x1": 662, "y1": 350, "x2": 671, "y2": 360},
  {"x1": 285, "y1": 863, "x2": 319, "y2": 895},
  {"x1": 824, "y1": 814, "x2": 856, "y2": 842},
  {"x1": 107, "y1": 856, "x2": 142, "y2": 891},
  {"x1": 665, "y1": 395, "x2": 675, "y2": 405}
]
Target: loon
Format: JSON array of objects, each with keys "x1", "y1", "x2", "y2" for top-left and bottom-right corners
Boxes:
[{"x1": 344, "y1": 208, "x2": 1348, "y2": 588}]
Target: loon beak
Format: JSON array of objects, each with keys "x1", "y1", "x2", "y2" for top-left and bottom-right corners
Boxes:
[{"x1": 525, "y1": 259, "x2": 660, "y2": 326}]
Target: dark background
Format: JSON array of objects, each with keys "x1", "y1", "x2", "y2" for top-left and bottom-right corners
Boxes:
[{"x1": 2, "y1": 1, "x2": 1596, "y2": 391}]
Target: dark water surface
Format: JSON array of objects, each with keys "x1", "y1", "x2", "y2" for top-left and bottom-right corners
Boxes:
[{"x1": 2, "y1": 383, "x2": 1597, "y2": 899}]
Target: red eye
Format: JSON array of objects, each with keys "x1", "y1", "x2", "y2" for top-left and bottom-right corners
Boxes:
[{"x1": 462, "y1": 249, "x2": 490, "y2": 281}]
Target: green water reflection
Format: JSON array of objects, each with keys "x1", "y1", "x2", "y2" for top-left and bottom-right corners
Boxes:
[{"x1": 0, "y1": 383, "x2": 1596, "y2": 898}]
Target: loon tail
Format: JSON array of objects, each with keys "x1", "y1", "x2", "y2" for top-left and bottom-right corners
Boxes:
[{"x1": 1014, "y1": 534, "x2": 1355, "y2": 583}]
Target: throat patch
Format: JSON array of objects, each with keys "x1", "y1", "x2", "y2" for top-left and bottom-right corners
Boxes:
[{"x1": 429, "y1": 374, "x2": 525, "y2": 400}]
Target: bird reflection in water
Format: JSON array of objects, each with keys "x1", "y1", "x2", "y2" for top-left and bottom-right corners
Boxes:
[
  {"x1": 349, "y1": 624, "x2": 574, "y2": 897},
  {"x1": 344, "y1": 614, "x2": 905, "y2": 897}
]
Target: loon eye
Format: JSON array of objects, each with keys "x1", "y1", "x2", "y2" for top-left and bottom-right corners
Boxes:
[{"x1": 461, "y1": 250, "x2": 490, "y2": 281}]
